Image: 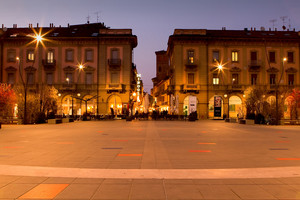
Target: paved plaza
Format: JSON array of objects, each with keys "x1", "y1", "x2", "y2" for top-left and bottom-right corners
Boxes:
[{"x1": 0, "y1": 120, "x2": 300, "y2": 199}]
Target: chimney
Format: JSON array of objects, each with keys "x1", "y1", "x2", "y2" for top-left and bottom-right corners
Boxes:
[
  {"x1": 275, "y1": 28, "x2": 277, "y2": 31},
  {"x1": 251, "y1": 27, "x2": 253, "y2": 31},
  {"x1": 269, "y1": 28, "x2": 271, "y2": 31},
  {"x1": 37, "y1": 23, "x2": 39, "y2": 28},
  {"x1": 254, "y1": 27, "x2": 256, "y2": 31},
  {"x1": 68, "y1": 23, "x2": 70, "y2": 28},
  {"x1": 2, "y1": 24, "x2": 4, "y2": 29}
]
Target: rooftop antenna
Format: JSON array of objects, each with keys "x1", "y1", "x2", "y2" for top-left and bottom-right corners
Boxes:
[
  {"x1": 288, "y1": 18, "x2": 291, "y2": 29},
  {"x1": 94, "y1": 11, "x2": 100, "y2": 23},
  {"x1": 86, "y1": 14, "x2": 90, "y2": 24},
  {"x1": 280, "y1": 16, "x2": 288, "y2": 30},
  {"x1": 270, "y1": 19, "x2": 277, "y2": 30}
]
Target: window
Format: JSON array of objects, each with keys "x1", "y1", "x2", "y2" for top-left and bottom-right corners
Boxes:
[
  {"x1": 7, "y1": 73, "x2": 14, "y2": 84},
  {"x1": 86, "y1": 73, "x2": 93, "y2": 84},
  {"x1": 269, "y1": 51, "x2": 276, "y2": 63},
  {"x1": 232, "y1": 74, "x2": 239, "y2": 85},
  {"x1": 251, "y1": 74, "x2": 257, "y2": 85},
  {"x1": 158, "y1": 66, "x2": 162, "y2": 73},
  {"x1": 47, "y1": 50, "x2": 54, "y2": 63},
  {"x1": 65, "y1": 73, "x2": 73, "y2": 83},
  {"x1": 111, "y1": 49, "x2": 119, "y2": 59},
  {"x1": 250, "y1": 51, "x2": 257, "y2": 61},
  {"x1": 85, "y1": 49, "x2": 94, "y2": 62},
  {"x1": 46, "y1": 73, "x2": 53, "y2": 85},
  {"x1": 26, "y1": 73, "x2": 34, "y2": 84},
  {"x1": 270, "y1": 74, "x2": 276, "y2": 85},
  {"x1": 232, "y1": 51, "x2": 238, "y2": 62},
  {"x1": 111, "y1": 72, "x2": 120, "y2": 84},
  {"x1": 213, "y1": 74, "x2": 219, "y2": 85},
  {"x1": 7, "y1": 49, "x2": 16, "y2": 62},
  {"x1": 187, "y1": 50, "x2": 194, "y2": 64},
  {"x1": 288, "y1": 74, "x2": 294, "y2": 85},
  {"x1": 287, "y1": 52, "x2": 294, "y2": 63},
  {"x1": 66, "y1": 49, "x2": 74, "y2": 62},
  {"x1": 212, "y1": 51, "x2": 220, "y2": 62},
  {"x1": 187, "y1": 73, "x2": 194, "y2": 84},
  {"x1": 27, "y1": 50, "x2": 34, "y2": 61}
]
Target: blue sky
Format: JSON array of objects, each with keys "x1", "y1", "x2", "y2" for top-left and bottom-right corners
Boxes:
[{"x1": 1, "y1": 0, "x2": 300, "y2": 92}]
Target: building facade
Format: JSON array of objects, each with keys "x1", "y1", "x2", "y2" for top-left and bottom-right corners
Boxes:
[
  {"x1": 0, "y1": 23, "x2": 137, "y2": 117},
  {"x1": 153, "y1": 28, "x2": 300, "y2": 119}
]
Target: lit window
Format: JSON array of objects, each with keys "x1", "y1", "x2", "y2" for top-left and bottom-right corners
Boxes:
[
  {"x1": 27, "y1": 50, "x2": 34, "y2": 61},
  {"x1": 232, "y1": 51, "x2": 238, "y2": 62},
  {"x1": 187, "y1": 50, "x2": 194, "y2": 64},
  {"x1": 47, "y1": 50, "x2": 54, "y2": 63},
  {"x1": 213, "y1": 74, "x2": 219, "y2": 85}
]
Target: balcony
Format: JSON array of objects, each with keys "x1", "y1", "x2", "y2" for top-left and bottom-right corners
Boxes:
[
  {"x1": 185, "y1": 61, "x2": 197, "y2": 72},
  {"x1": 42, "y1": 59, "x2": 56, "y2": 71},
  {"x1": 108, "y1": 59, "x2": 121, "y2": 71},
  {"x1": 180, "y1": 84, "x2": 200, "y2": 93},
  {"x1": 248, "y1": 60, "x2": 262, "y2": 72},
  {"x1": 106, "y1": 84, "x2": 126, "y2": 93}
]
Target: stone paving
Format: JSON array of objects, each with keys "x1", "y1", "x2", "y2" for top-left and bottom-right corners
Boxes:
[{"x1": 0, "y1": 120, "x2": 299, "y2": 199}]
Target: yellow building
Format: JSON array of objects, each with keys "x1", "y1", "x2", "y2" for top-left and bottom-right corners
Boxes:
[
  {"x1": 153, "y1": 28, "x2": 300, "y2": 119},
  {"x1": 0, "y1": 23, "x2": 137, "y2": 118}
]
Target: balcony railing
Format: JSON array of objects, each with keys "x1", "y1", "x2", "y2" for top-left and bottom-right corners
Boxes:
[
  {"x1": 42, "y1": 59, "x2": 56, "y2": 71},
  {"x1": 108, "y1": 59, "x2": 121, "y2": 66},
  {"x1": 185, "y1": 61, "x2": 197, "y2": 71}
]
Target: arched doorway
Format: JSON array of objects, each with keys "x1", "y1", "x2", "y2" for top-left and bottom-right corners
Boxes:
[
  {"x1": 229, "y1": 96, "x2": 242, "y2": 118},
  {"x1": 208, "y1": 96, "x2": 223, "y2": 119},
  {"x1": 107, "y1": 95, "x2": 122, "y2": 115},
  {"x1": 183, "y1": 95, "x2": 197, "y2": 116}
]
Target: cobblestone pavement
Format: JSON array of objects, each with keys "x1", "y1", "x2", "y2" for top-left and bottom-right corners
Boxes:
[{"x1": 0, "y1": 120, "x2": 299, "y2": 199}]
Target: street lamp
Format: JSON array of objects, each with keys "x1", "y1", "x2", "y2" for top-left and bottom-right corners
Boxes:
[
  {"x1": 18, "y1": 30, "x2": 45, "y2": 124},
  {"x1": 275, "y1": 57, "x2": 287, "y2": 125}
]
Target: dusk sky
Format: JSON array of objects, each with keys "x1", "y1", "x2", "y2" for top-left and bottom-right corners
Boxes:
[{"x1": 1, "y1": 0, "x2": 300, "y2": 92}]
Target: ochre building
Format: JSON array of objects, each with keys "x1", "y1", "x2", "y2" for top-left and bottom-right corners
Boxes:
[
  {"x1": 152, "y1": 28, "x2": 300, "y2": 119},
  {"x1": 0, "y1": 23, "x2": 137, "y2": 117}
]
